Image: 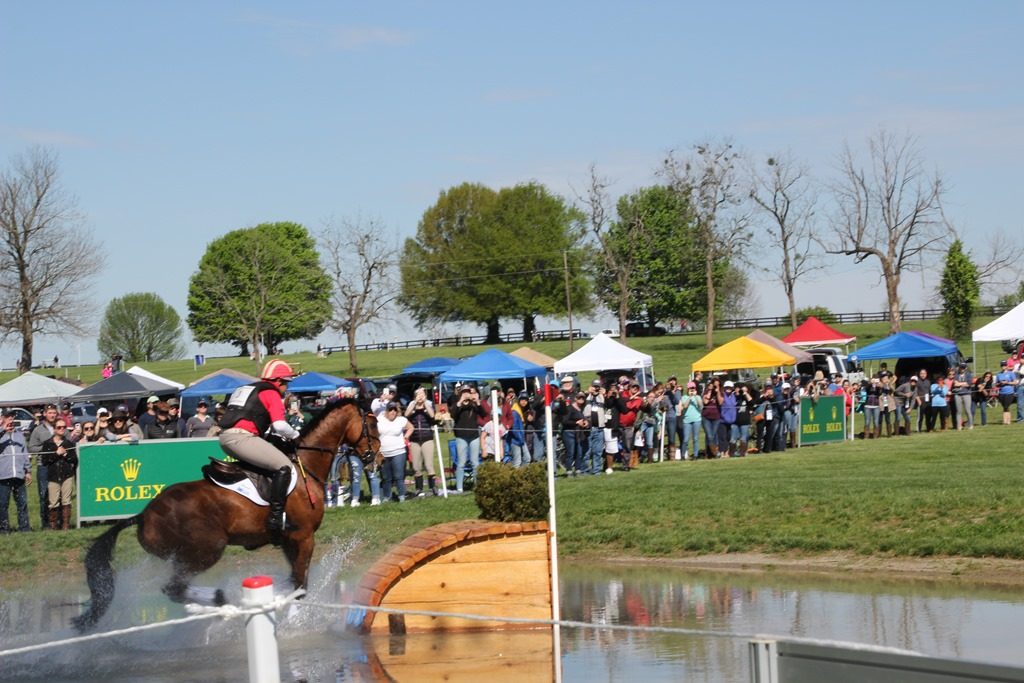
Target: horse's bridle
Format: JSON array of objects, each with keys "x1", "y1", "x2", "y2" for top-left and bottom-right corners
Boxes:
[{"x1": 294, "y1": 404, "x2": 380, "y2": 473}]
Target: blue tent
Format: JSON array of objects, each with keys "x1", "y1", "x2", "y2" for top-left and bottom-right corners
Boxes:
[
  {"x1": 289, "y1": 371, "x2": 354, "y2": 393},
  {"x1": 179, "y1": 369, "x2": 258, "y2": 398},
  {"x1": 850, "y1": 331, "x2": 957, "y2": 362},
  {"x1": 401, "y1": 357, "x2": 461, "y2": 374},
  {"x1": 439, "y1": 349, "x2": 547, "y2": 382}
]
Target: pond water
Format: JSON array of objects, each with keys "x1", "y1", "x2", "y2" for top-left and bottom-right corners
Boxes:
[{"x1": 2, "y1": 543, "x2": 1024, "y2": 682}]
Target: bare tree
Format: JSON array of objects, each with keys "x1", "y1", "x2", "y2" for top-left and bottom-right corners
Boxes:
[
  {"x1": 750, "y1": 152, "x2": 821, "y2": 328},
  {"x1": 972, "y1": 230, "x2": 1024, "y2": 294},
  {"x1": 662, "y1": 141, "x2": 752, "y2": 349},
  {"x1": 0, "y1": 148, "x2": 104, "y2": 372},
  {"x1": 827, "y1": 130, "x2": 948, "y2": 334},
  {"x1": 319, "y1": 218, "x2": 398, "y2": 375},
  {"x1": 573, "y1": 164, "x2": 645, "y2": 339}
]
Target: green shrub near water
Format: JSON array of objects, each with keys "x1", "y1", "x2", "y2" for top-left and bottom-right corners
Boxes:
[{"x1": 473, "y1": 462, "x2": 549, "y2": 521}]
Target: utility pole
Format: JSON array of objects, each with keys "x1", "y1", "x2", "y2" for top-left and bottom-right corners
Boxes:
[{"x1": 563, "y1": 250, "x2": 575, "y2": 352}]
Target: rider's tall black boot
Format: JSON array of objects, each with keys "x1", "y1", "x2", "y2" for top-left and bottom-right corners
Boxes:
[{"x1": 267, "y1": 466, "x2": 296, "y2": 534}]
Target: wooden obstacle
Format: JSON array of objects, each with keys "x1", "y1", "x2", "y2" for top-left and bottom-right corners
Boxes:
[{"x1": 351, "y1": 519, "x2": 552, "y2": 634}]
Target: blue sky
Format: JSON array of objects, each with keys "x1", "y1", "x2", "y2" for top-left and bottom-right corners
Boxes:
[{"x1": 2, "y1": 2, "x2": 1021, "y2": 366}]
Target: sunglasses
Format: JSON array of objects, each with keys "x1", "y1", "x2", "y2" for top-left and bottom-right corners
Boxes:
[
  {"x1": 83, "y1": 426, "x2": 95, "y2": 431},
  {"x1": 55, "y1": 425, "x2": 67, "y2": 430}
]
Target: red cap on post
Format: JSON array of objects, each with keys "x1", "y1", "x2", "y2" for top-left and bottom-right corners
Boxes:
[{"x1": 243, "y1": 575, "x2": 274, "y2": 589}]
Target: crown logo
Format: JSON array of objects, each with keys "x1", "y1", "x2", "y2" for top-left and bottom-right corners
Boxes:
[
  {"x1": 809, "y1": 407, "x2": 815, "y2": 421},
  {"x1": 832, "y1": 406, "x2": 838, "y2": 420},
  {"x1": 121, "y1": 458, "x2": 141, "y2": 482}
]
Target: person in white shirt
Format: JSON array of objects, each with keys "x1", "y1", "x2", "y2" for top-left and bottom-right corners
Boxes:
[{"x1": 376, "y1": 402, "x2": 412, "y2": 504}]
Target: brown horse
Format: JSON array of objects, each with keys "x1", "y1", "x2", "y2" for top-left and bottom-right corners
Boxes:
[{"x1": 72, "y1": 397, "x2": 380, "y2": 631}]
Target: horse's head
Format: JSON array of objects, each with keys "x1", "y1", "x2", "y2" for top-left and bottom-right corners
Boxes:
[{"x1": 348, "y1": 407, "x2": 382, "y2": 472}]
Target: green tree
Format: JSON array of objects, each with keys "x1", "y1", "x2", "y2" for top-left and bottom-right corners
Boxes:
[
  {"x1": 995, "y1": 282, "x2": 1024, "y2": 310},
  {"x1": 597, "y1": 185, "x2": 712, "y2": 329},
  {"x1": 187, "y1": 222, "x2": 331, "y2": 362},
  {"x1": 795, "y1": 305, "x2": 836, "y2": 325},
  {"x1": 98, "y1": 292, "x2": 185, "y2": 362},
  {"x1": 401, "y1": 182, "x2": 590, "y2": 343},
  {"x1": 938, "y1": 239, "x2": 980, "y2": 340}
]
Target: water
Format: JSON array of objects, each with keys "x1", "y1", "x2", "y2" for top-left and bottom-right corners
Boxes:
[{"x1": 3, "y1": 548, "x2": 1024, "y2": 682}]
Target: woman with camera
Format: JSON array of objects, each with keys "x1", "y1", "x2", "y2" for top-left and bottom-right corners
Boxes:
[
  {"x1": 40, "y1": 419, "x2": 77, "y2": 530},
  {"x1": 405, "y1": 387, "x2": 439, "y2": 496}
]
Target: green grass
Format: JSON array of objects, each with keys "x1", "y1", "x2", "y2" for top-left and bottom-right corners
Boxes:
[
  {"x1": 3, "y1": 422, "x2": 1023, "y2": 584},
  {"x1": 2, "y1": 315, "x2": 1010, "y2": 388}
]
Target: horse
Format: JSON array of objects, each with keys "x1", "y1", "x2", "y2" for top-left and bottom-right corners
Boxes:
[{"x1": 72, "y1": 397, "x2": 380, "y2": 631}]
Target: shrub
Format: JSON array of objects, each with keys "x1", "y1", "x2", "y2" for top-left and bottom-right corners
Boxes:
[
  {"x1": 474, "y1": 462, "x2": 549, "y2": 521},
  {"x1": 796, "y1": 306, "x2": 836, "y2": 325}
]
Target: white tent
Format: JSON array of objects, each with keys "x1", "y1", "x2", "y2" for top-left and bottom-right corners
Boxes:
[
  {"x1": 972, "y1": 302, "x2": 1024, "y2": 342},
  {"x1": 0, "y1": 371, "x2": 83, "y2": 407},
  {"x1": 126, "y1": 365, "x2": 185, "y2": 390},
  {"x1": 554, "y1": 333, "x2": 653, "y2": 376}
]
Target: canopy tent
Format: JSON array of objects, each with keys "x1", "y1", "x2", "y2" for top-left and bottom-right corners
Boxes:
[
  {"x1": 179, "y1": 368, "x2": 258, "y2": 398},
  {"x1": 509, "y1": 346, "x2": 557, "y2": 369},
  {"x1": 288, "y1": 371, "x2": 354, "y2": 393},
  {"x1": 126, "y1": 365, "x2": 185, "y2": 390},
  {"x1": 400, "y1": 357, "x2": 461, "y2": 375},
  {"x1": 439, "y1": 349, "x2": 547, "y2": 383},
  {"x1": 553, "y1": 333, "x2": 653, "y2": 375},
  {"x1": 746, "y1": 330, "x2": 813, "y2": 364},
  {"x1": 849, "y1": 331, "x2": 957, "y2": 362},
  {"x1": 972, "y1": 302, "x2": 1024, "y2": 342},
  {"x1": 0, "y1": 371, "x2": 82, "y2": 407},
  {"x1": 692, "y1": 337, "x2": 796, "y2": 372},
  {"x1": 72, "y1": 372, "x2": 181, "y2": 404},
  {"x1": 782, "y1": 316, "x2": 857, "y2": 347}
]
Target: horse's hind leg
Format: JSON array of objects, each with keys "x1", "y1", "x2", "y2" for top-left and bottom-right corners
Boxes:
[{"x1": 162, "y1": 549, "x2": 228, "y2": 606}]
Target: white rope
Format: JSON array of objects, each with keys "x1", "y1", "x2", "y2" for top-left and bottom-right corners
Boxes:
[
  {"x1": 295, "y1": 599, "x2": 924, "y2": 658},
  {"x1": 0, "y1": 588, "x2": 306, "y2": 659}
]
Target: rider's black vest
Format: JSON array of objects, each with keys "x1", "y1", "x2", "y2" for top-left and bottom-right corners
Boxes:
[{"x1": 219, "y1": 381, "x2": 278, "y2": 435}]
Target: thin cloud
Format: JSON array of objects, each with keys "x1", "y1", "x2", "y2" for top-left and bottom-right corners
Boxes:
[
  {"x1": 5, "y1": 126, "x2": 94, "y2": 148},
  {"x1": 483, "y1": 88, "x2": 553, "y2": 104},
  {"x1": 237, "y1": 12, "x2": 414, "y2": 54}
]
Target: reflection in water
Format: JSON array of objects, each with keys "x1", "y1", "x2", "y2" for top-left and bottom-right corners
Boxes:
[{"x1": 3, "y1": 555, "x2": 1024, "y2": 682}]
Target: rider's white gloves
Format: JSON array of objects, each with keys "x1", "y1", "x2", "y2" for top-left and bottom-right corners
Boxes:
[{"x1": 271, "y1": 420, "x2": 301, "y2": 440}]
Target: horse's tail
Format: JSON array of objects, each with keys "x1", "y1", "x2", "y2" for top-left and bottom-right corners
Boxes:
[{"x1": 71, "y1": 514, "x2": 142, "y2": 632}]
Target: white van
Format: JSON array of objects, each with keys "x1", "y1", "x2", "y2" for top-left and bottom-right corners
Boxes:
[{"x1": 795, "y1": 347, "x2": 863, "y2": 384}]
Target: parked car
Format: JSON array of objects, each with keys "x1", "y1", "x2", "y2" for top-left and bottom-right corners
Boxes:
[
  {"x1": 796, "y1": 347, "x2": 863, "y2": 384},
  {"x1": 7, "y1": 407, "x2": 36, "y2": 433},
  {"x1": 598, "y1": 328, "x2": 619, "y2": 338},
  {"x1": 625, "y1": 322, "x2": 668, "y2": 337},
  {"x1": 69, "y1": 402, "x2": 97, "y2": 425}
]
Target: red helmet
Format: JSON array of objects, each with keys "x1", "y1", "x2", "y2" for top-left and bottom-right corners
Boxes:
[{"x1": 261, "y1": 359, "x2": 296, "y2": 382}]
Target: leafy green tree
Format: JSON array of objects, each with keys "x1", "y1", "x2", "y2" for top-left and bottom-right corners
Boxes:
[
  {"x1": 401, "y1": 182, "x2": 591, "y2": 342},
  {"x1": 98, "y1": 293, "x2": 185, "y2": 362},
  {"x1": 938, "y1": 239, "x2": 980, "y2": 340},
  {"x1": 597, "y1": 185, "x2": 712, "y2": 330},
  {"x1": 795, "y1": 306, "x2": 836, "y2": 325},
  {"x1": 187, "y1": 222, "x2": 331, "y2": 362}
]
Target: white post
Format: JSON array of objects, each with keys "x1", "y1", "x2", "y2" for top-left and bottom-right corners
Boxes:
[
  {"x1": 544, "y1": 394, "x2": 563, "y2": 683},
  {"x1": 749, "y1": 639, "x2": 779, "y2": 683},
  {"x1": 242, "y1": 575, "x2": 280, "y2": 683},
  {"x1": 433, "y1": 425, "x2": 448, "y2": 498},
  {"x1": 658, "y1": 412, "x2": 666, "y2": 462},
  {"x1": 490, "y1": 387, "x2": 502, "y2": 462}
]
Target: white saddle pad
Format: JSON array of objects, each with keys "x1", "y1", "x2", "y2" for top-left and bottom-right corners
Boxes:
[{"x1": 208, "y1": 465, "x2": 298, "y2": 506}]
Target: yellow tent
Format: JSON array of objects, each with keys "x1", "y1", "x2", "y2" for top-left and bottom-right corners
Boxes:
[{"x1": 692, "y1": 336, "x2": 796, "y2": 371}]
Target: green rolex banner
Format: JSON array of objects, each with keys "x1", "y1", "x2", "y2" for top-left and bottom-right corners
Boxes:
[
  {"x1": 799, "y1": 395, "x2": 846, "y2": 445},
  {"x1": 77, "y1": 438, "x2": 221, "y2": 524}
]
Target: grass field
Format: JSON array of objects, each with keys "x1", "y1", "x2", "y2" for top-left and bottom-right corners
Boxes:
[
  {"x1": 3, "y1": 420, "x2": 1022, "y2": 584},
  {"x1": 1, "y1": 315, "x2": 1011, "y2": 388}
]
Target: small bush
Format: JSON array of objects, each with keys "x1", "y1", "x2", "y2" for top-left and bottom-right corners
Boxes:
[
  {"x1": 796, "y1": 306, "x2": 836, "y2": 325},
  {"x1": 474, "y1": 462, "x2": 549, "y2": 521}
]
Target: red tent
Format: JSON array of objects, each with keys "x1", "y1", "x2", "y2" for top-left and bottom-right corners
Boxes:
[{"x1": 782, "y1": 316, "x2": 856, "y2": 346}]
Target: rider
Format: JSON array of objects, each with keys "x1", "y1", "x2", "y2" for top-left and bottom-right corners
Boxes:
[{"x1": 218, "y1": 359, "x2": 301, "y2": 533}]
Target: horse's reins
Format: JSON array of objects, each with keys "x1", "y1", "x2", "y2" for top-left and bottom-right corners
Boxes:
[{"x1": 292, "y1": 407, "x2": 380, "y2": 508}]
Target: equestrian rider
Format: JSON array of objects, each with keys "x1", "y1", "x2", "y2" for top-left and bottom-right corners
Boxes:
[{"x1": 218, "y1": 359, "x2": 301, "y2": 533}]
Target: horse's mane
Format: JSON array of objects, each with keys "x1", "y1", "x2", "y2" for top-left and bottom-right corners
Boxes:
[{"x1": 299, "y1": 396, "x2": 361, "y2": 439}]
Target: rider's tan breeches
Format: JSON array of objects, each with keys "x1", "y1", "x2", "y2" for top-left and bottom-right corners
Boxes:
[{"x1": 219, "y1": 430, "x2": 291, "y2": 472}]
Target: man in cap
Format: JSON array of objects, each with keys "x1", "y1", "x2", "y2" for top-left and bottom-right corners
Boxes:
[
  {"x1": 166, "y1": 397, "x2": 187, "y2": 438},
  {"x1": 371, "y1": 384, "x2": 399, "y2": 418},
  {"x1": 995, "y1": 360, "x2": 1018, "y2": 425},
  {"x1": 0, "y1": 409, "x2": 32, "y2": 532},
  {"x1": 138, "y1": 395, "x2": 160, "y2": 435},
  {"x1": 28, "y1": 404, "x2": 57, "y2": 530},
  {"x1": 951, "y1": 362, "x2": 974, "y2": 430},
  {"x1": 186, "y1": 399, "x2": 215, "y2": 438}
]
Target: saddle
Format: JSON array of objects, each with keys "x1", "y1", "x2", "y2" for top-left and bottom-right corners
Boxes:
[{"x1": 202, "y1": 458, "x2": 280, "y2": 503}]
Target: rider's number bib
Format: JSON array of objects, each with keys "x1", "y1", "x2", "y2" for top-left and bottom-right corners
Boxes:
[{"x1": 228, "y1": 385, "x2": 256, "y2": 407}]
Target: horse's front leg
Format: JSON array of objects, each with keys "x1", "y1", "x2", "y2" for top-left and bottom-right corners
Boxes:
[{"x1": 281, "y1": 534, "x2": 315, "y2": 591}]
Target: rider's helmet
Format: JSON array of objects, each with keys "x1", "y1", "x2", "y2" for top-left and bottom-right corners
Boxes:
[{"x1": 261, "y1": 359, "x2": 296, "y2": 383}]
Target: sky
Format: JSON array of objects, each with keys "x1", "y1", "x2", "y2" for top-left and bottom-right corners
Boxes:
[{"x1": 2, "y1": 1, "x2": 1021, "y2": 368}]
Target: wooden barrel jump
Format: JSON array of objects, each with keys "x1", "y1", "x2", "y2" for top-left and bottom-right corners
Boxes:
[{"x1": 352, "y1": 519, "x2": 552, "y2": 635}]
